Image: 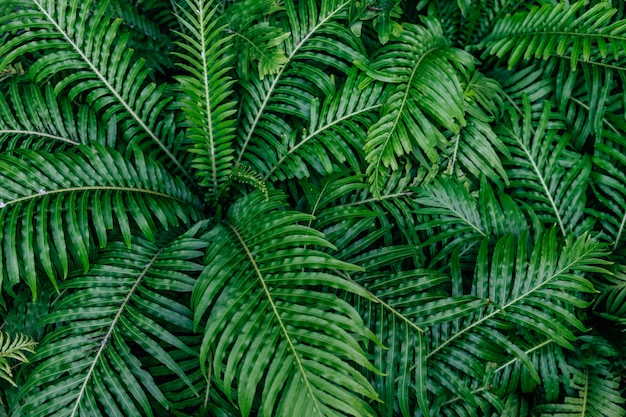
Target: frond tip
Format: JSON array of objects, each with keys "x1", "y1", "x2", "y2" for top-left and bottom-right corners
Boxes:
[{"x1": 0, "y1": 332, "x2": 36, "y2": 387}]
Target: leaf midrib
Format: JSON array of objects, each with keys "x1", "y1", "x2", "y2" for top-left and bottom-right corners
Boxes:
[
  {"x1": 33, "y1": 1, "x2": 192, "y2": 182},
  {"x1": 227, "y1": 221, "x2": 323, "y2": 416},
  {"x1": 234, "y1": 0, "x2": 352, "y2": 166},
  {"x1": 69, "y1": 247, "x2": 164, "y2": 417},
  {"x1": 0, "y1": 186, "x2": 196, "y2": 209},
  {"x1": 425, "y1": 245, "x2": 593, "y2": 360}
]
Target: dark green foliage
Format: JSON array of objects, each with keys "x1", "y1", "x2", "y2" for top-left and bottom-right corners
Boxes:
[{"x1": 0, "y1": 0, "x2": 625, "y2": 416}]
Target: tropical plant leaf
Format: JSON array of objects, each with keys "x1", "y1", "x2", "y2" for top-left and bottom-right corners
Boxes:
[
  {"x1": 499, "y1": 96, "x2": 591, "y2": 235},
  {"x1": 0, "y1": 144, "x2": 201, "y2": 299},
  {"x1": 234, "y1": 0, "x2": 367, "y2": 175},
  {"x1": 0, "y1": 0, "x2": 192, "y2": 180},
  {"x1": 0, "y1": 79, "x2": 114, "y2": 151},
  {"x1": 264, "y1": 68, "x2": 383, "y2": 181},
  {"x1": 192, "y1": 190, "x2": 380, "y2": 417},
  {"x1": 12, "y1": 225, "x2": 209, "y2": 417},
  {"x1": 424, "y1": 230, "x2": 606, "y2": 407},
  {"x1": 360, "y1": 17, "x2": 474, "y2": 195},
  {"x1": 480, "y1": 1, "x2": 626, "y2": 72},
  {"x1": 223, "y1": 0, "x2": 290, "y2": 80},
  {"x1": 532, "y1": 336, "x2": 626, "y2": 417},
  {"x1": 173, "y1": 0, "x2": 238, "y2": 201},
  {"x1": 0, "y1": 332, "x2": 36, "y2": 388}
]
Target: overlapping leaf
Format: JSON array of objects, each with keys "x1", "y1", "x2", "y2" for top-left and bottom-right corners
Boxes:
[
  {"x1": 13, "y1": 226, "x2": 208, "y2": 417},
  {"x1": 0, "y1": 144, "x2": 201, "y2": 299},
  {"x1": 192, "y1": 190, "x2": 379, "y2": 417},
  {"x1": 360, "y1": 18, "x2": 474, "y2": 195},
  {"x1": 173, "y1": 0, "x2": 238, "y2": 201},
  {"x1": 0, "y1": 0, "x2": 191, "y2": 180},
  {"x1": 0, "y1": 80, "x2": 113, "y2": 151}
]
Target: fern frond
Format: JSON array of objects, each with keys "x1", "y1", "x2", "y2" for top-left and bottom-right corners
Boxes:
[
  {"x1": 589, "y1": 126, "x2": 626, "y2": 250},
  {"x1": 0, "y1": 0, "x2": 192, "y2": 180},
  {"x1": 234, "y1": 0, "x2": 365, "y2": 168},
  {"x1": 532, "y1": 337, "x2": 626, "y2": 417},
  {"x1": 192, "y1": 190, "x2": 380, "y2": 417},
  {"x1": 263, "y1": 68, "x2": 383, "y2": 181},
  {"x1": 480, "y1": 1, "x2": 626, "y2": 72},
  {"x1": 230, "y1": 163, "x2": 268, "y2": 200},
  {"x1": 13, "y1": 226, "x2": 209, "y2": 416},
  {"x1": 415, "y1": 176, "x2": 530, "y2": 268},
  {"x1": 447, "y1": 71, "x2": 510, "y2": 184},
  {"x1": 0, "y1": 332, "x2": 36, "y2": 387},
  {"x1": 361, "y1": 18, "x2": 474, "y2": 195},
  {"x1": 0, "y1": 80, "x2": 113, "y2": 151},
  {"x1": 0, "y1": 144, "x2": 201, "y2": 299},
  {"x1": 222, "y1": 0, "x2": 290, "y2": 80},
  {"x1": 424, "y1": 230, "x2": 606, "y2": 406},
  {"x1": 173, "y1": 0, "x2": 238, "y2": 201},
  {"x1": 499, "y1": 97, "x2": 591, "y2": 235}
]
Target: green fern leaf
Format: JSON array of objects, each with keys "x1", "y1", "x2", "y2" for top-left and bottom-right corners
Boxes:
[
  {"x1": 480, "y1": 0, "x2": 626, "y2": 72},
  {"x1": 0, "y1": 332, "x2": 36, "y2": 387},
  {"x1": 424, "y1": 230, "x2": 606, "y2": 406},
  {"x1": 264, "y1": 68, "x2": 383, "y2": 181},
  {"x1": 360, "y1": 18, "x2": 474, "y2": 195},
  {"x1": 0, "y1": 80, "x2": 114, "y2": 151},
  {"x1": 0, "y1": 0, "x2": 192, "y2": 180},
  {"x1": 234, "y1": 0, "x2": 366, "y2": 171},
  {"x1": 173, "y1": 0, "x2": 238, "y2": 201},
  {"x1": 13, "y1": 226, "x2": 209, "y2": 417},
  {"x1": 193, "y1": 190, "x2": 379, "y2": 417},
  {"x1": 500, "y1": 96, "x2": 591, "y2": 235},
  {"x1": 0, "y1": 144, "x2": 201, "y2": 299}
]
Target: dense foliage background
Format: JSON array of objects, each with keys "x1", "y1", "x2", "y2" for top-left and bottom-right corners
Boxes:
[{"x1": 1, "y1": 0, "x2": 626, "y2": 415}]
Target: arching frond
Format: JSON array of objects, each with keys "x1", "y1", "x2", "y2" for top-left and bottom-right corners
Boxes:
[
  {"x1": 480, "y1": 1, "x2": 626, "y2": 72},
  {"x1": 424, "y1": 230, "x2": 606, "y2": 407},
  {"x1": 360, "y1": 18, "x2": 474, "y2": 195},
  {"x1": 234, "y1": 0, "x2": 366, "y2": 171},
  {"x1": 13, "y1": 225, "x2": 209, "y2": 417},
  {"x1": 0, "y1": 144, "x2": 201, "y2": 299},
  {"x1": 222, "y1": 0, "x2": 290, "y2": 80},
  {"x1": 106, "y1": 0, "x2": 174, "y2": 73},
  {"x1": 173, "y1": 0, "x2": 238, "y2": 201},
  {"x1": 589, "y1": 122, "x2": 626, "y2": 250},
  {"x1": 415, "y1": 176, "x2": 529, "y2": 267},
  {"x1": 264, "y1": 68, "x2": 383, "y2": 181},
  {"x1": 499, "y1": 97, "x2": 591, "y2": 235},
  {"x1": 0, "y1": 0, "x2": 192, "y2": 180},
  {"x1": 0, "y1": 80, "x2": 113, "y2": 151},
  {"x1": 192, "y1": 190, "x2": 379, "y2": 417},
  {"x1": 532, "y1": 337, "x2": 626, "y2": 417},
  {"x1": 447, "y1": 70, "x2": 510, "y2": 185}
]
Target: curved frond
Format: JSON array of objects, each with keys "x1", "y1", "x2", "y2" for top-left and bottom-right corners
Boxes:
[
  {"x1": 223, "y1": 0, "x2": 290, "y2": 80},
  {"x1": 192, "y1": 190, "x2": 379, "y2": 417},
  {"x1": 589, "y1": 124, "x2": 626, "y2": 250},
  {"x1": 415, "y1": 176, "x2": 529, "y2": 267},
  {"x1": 13, "y1": 226, "x2": 209, "y2": 417},
  {"x1": 173, "y1": 0, "x2": 238, "y2": 201},
  {"x1": 361, "y1": 18, "x2": 474, "y2": 195},
  {"x1": 0, "y1": 144, "x2": 201, "y2": 299},
  {"x1": 0, "y1": 0, "x2": 191, "y2": 180},
  {"x1": 499, "y1": 97, "x2": 591, "y2": 235},
  {"x1": 480, "y1": 1, "x2": 626, "y2": 72},
  {"x1": 532, "y1": 337, "x2": 626, "y2": 417},
  {"x1": 0, "y1": 80, "x2": 113, "y2": 151},
  {"x1": 234, "y1": 0, "x2": 366, "y2": 170},
  {"x1": 264, "y1": 68, "x2": 383, "y2": 181},
  {"x1": 423, "y1": 230, "x2": 606, "y2": 407}
]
